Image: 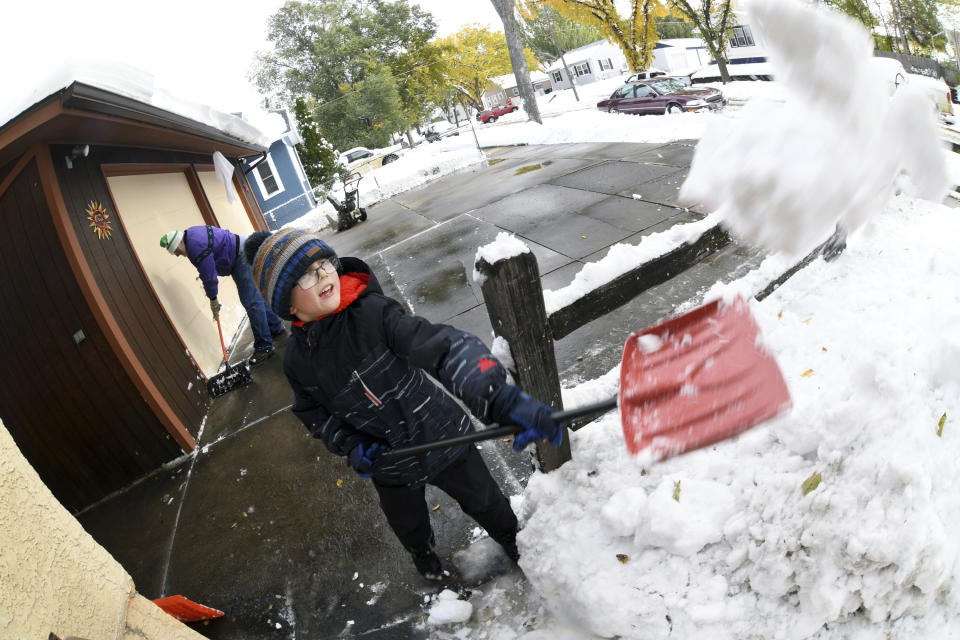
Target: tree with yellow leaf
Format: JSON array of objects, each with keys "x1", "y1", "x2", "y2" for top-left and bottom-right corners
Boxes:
[
  {"x1": 666, "y1": 0, "x2": 735, "y2": 83},
  {"x1": 435, "y1": 25, "x2": 540, "y2": 114},
  {"x1": 532, "y1": 0, "x2": 671, "y2": 72}
]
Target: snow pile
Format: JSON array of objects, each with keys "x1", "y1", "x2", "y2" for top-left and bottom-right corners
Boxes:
[
  {"x1": 282, "y1": 144, "x2": 486, "y2": 232},
  {"x1": 363, "y1": 143, "x2": 486, "y2": 202},
  {"x1": 427, "y1": 589, "x2": 473, "y2": 625},
  {"x1": 517, "y1": 196, "x2": 960, "y2": 639},
  {"x1": 681, "y1": 0, "x2": 948, "y2": 256},
  {"x1": 476, "y1": 109, "x2": 713, "y2": 148},
  {"x1": 542, "y1": 215, "x2": 719, "y2": 314},
  {"x1": 473, "y1": 232, "x2": 531, "y2": 287}
]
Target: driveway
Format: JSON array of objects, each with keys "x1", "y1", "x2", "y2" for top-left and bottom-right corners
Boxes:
[{"x1": 76, "y1": 141, "x2": 764, "y2": 639}]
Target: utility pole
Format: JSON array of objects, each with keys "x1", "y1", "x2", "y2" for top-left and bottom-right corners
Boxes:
[{"x1": 544, "y1": 6, "x2": 580, "y2": 102}]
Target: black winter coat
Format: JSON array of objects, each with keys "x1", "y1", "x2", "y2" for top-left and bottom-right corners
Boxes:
[{"x1": 284, "y1": 257, "x2": 507, "y2": 487}]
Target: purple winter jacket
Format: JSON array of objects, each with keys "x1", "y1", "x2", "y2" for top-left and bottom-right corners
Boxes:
[{"x1": 183, "y1": 226, "x2": 240, "y2": 299}]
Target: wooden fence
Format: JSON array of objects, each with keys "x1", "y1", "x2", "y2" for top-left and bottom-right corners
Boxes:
[{"x1": 475, "y1": 222, "x2": 840, "y2": 472}]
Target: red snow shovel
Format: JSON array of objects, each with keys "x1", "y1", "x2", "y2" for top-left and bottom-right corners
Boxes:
[
  {"x1": 381, "y1": 295, "x2": 790, "y2": 461},
  {"x1": 152, "y1": 595, "x2": 225, "y2": 622},
  {"x1": 207, "y1": 317, "x2": 252, "y2": 398},
  {"x1": 617, "y1": 295, "x2": 791, "y2": 460}
]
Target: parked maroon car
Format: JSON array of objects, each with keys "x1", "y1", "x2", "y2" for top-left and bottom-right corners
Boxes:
[
  {"x1": 597, "y1": 78, "x2": 726, "y2": 115},
  {"x1": 477, "y1": 103, "x2": 519, "y2": 123}
]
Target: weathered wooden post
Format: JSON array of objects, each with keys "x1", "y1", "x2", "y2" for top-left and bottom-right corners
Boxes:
[{"x1": 475, "y1": 245, "x2": 571, "y2": 471}]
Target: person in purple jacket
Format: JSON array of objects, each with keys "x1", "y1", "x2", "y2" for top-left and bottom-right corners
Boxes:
[{"x1": 160, "y1": 226, "x2": 285, "y2": 366}]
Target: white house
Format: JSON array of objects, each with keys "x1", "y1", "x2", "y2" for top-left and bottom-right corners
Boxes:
[
  {"x1": 690, "y1": 24, "x2": 773, "y2": 82},
  {"x1": 545, "y1": 39, "x2": 630, "y2": 91},
  {"x1": 651, "y1": 38, "x2": 711, "y2": 75}
]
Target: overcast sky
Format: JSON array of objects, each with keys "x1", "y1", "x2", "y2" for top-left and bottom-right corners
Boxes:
[{"x1": 3, "y1": 0, "x2": 503, "y2": 119}]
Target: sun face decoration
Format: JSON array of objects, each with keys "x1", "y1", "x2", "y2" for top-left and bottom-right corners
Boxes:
[{"x1": 86, "y1": 201, "x2": 112, "y2": 239}]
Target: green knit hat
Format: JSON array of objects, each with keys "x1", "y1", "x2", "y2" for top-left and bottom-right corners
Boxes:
[{"x1": 160, "y1": 230, "x2": 183, "y2": 254}]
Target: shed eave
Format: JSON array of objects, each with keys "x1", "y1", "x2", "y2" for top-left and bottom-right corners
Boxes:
[{"x1": 61, "y1": 82, "x2": 266, "y2": 153}]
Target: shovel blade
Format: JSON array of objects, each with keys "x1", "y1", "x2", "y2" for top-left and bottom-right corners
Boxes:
[
  {"x1": 152, "y1": 595, "x2": 225, "y2": 622},
  {"x1": 207, "y1": 361, "x2": 252, "y2": 398},
  {"x1": 619, "y1": 296, "x2": 790, "y2": 460}
]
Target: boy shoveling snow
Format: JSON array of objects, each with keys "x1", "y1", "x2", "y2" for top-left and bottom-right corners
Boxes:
[{"x1": 244, "y1": 229, "x2": 562, "y2": 581}]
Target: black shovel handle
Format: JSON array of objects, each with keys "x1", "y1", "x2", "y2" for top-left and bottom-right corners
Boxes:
[{"x1": 380, "y1": 396, "x2": 618, "y2": 459}]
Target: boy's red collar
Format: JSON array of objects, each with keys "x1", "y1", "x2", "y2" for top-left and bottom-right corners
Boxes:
[{"x1": 291, "y1": 272, "x2": 370, "y2": 327}]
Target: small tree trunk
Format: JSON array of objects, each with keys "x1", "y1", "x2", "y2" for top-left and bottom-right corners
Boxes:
[
  {"x1": 716, "y1": 56, "x2": 732, "y2": 83},
  {"x1": 490, "y1": 0, "x2": 543, "y2": 124}
]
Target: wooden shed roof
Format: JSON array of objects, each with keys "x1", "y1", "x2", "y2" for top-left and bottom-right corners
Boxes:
[{"x1": 0, "y1": 82, "x2": 268, "y2": 167}]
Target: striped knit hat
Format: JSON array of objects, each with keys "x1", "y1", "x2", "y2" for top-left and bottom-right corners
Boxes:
[{"x1": 243, "y1": 229, "x2": 341, "y2": 320}]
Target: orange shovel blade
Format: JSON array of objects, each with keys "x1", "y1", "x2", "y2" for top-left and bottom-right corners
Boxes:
[
  {"x1": 619, "y1": 295, "x2": 791, "y2": 460},
  {"x1": 152, "y1": 595, "x2": 225, "y2": 622}
]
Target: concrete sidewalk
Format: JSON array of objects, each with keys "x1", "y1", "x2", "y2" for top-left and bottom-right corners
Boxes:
[{"x1": 77, "y1": 141, "x2": 764, "y2": 638}]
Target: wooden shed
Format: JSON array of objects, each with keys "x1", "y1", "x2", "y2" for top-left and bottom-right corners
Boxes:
[{"x1": 0, "y1": 80, "x2": 270, "y2": 512}]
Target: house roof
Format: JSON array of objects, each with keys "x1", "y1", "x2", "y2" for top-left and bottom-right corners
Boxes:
[
  {"x1": 0, "y1": 63, "x2": 269, "y2": 167},
  {"x1": 489, "y1": 71, "x2": 550, "y2": 90},
  {"x1": 655, "y1": 38, "x2": 707, "y2": 49},
  {"x1": 544, "y1": 39, "x2": 619, "y2": 71}
]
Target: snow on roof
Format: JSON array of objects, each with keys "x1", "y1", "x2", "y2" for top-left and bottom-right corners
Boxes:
[
  {"x1": 489, "y1": 71, "x2": 550, "y2": 89},
  {"x1": 656, "y1": 38, "x2": 707, "y2": 49},
  {"x1": 0, "y1": 59, "x2": 271, "y2": 148},
  {"x1": 241, "y1": 110, "x2": 290, "y2": 141}
]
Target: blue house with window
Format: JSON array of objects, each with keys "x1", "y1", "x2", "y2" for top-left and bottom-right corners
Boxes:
[{"x1": 241, "y1": 109, "x2": 317, "y2": 229}]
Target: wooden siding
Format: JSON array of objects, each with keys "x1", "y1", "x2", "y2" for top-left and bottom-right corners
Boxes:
[
  {"x1": 52, "y1": 145, "x2": 215, "y2": 438},
  {"x1": 0, "y1": 157, "x2": 181, "y2": 512},
  {"x1": 0, "y1": 155, "x2": 18, "y2": 186}
]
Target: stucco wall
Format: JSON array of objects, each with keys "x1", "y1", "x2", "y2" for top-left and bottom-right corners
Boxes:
[{"x1": 0, "y1": 420, "x2": 205, "y2": 639}]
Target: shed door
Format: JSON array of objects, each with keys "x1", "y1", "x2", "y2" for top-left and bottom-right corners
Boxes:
[
  {"x1": 0, "y1": 158, "x2": 179, "y2": 511},
  {"x1": 106, "y1": 172, "x2": 246, "y2": 377}
]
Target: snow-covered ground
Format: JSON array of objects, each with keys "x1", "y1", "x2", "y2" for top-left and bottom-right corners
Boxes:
[
  {"x1": 290, "y1": 74, "x2": 789, "y2": 232},
  {"x1": 413, "y1": 1, "x2": 960, "y2": 638}
]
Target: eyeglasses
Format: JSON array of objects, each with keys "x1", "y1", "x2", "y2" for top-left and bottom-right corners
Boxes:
[{"x1": 296, "y1": 260, "x2": 337, "y2": 290}]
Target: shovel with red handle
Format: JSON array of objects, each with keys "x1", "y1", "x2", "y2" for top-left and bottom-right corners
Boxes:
[{"x1": 381, "y1": 295, "x2": 791, "y2": 462}]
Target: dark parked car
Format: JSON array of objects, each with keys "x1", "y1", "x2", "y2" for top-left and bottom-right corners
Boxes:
[
  {"x1": 597, "y1": 78, "x2": 726, "y2": 115},
  {"x1": 477, "y1": 103, "x2": 519, "y2": 123}
]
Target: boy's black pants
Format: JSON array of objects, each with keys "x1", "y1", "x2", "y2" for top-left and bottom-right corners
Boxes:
[{"x1": 372, "y1": 445, "x2": 518, "y2": 555}]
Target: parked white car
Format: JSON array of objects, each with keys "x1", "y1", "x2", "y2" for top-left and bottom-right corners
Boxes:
[
  {"x1": 624, "y1": 68, "x2": 667, "y2": 83},
  {"x1": 907, "y1": 73, "x2": 954, "y2": 117},
  {"x1": 868, "y1": 57, "x2": 954, "y2": 118},
  {"x1": 339, "y1": 146, "x2": 402, "y2": 174}
]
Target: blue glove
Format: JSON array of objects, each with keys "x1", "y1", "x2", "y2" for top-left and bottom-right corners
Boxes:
[
  {"x1": 347, "y1": 442, "x2": 386, "y2": 477},
  {"x1": 491, "y1": 385, "x2": 563, "y2": 452}
]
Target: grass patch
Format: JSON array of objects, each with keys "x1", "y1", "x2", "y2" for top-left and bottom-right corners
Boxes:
[
  {"x1": 488, "y1": 158, "x2": 507, "y2": 166},
  {"x1": 514, "y1": 163, "x2": 542, "y2": 176}
]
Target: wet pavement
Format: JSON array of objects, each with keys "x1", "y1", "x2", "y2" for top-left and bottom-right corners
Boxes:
[{"x1": 76, "y1": 141, "x2": 766, "y2": 638}]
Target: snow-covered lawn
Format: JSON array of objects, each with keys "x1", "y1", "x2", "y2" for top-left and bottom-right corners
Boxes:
[{"x1": 512, "y1": 195, "x2": 960, "y2": 640}]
